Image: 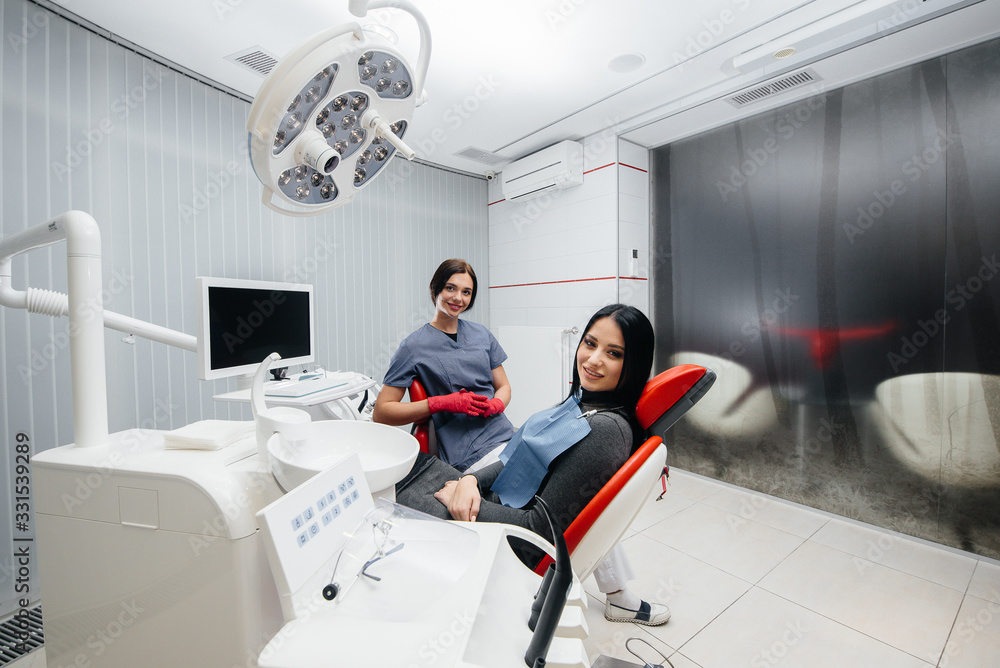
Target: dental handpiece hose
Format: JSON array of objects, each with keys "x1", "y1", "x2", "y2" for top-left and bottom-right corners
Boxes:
[{"x1": 524, "y1": 496, "x2": 572, "y2": 667}]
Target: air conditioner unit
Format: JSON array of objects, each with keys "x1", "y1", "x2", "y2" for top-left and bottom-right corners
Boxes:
[{"x1": 501, "y1": 140, "x2": 584, "y2": 202}]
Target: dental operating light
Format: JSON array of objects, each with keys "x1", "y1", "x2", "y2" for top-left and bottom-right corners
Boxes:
[{"x1": 247, "y1": 0, "x2": 431, "y2": 217}]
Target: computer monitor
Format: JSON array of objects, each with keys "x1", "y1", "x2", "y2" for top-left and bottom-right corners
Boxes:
[{"x1": 196, "y1": 276, "x2": 315, "y2": 381}]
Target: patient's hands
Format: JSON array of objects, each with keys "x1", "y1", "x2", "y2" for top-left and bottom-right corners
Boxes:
[{"x1": 434, "y1": 476, "x2": 481, "y2": 522}]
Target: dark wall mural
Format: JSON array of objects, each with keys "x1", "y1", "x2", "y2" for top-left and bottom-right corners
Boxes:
[{"x1": 653, "y1": 38, "x2": 1000, "y2": 558}]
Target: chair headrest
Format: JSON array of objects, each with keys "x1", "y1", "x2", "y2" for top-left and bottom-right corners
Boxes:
[{"x1": 635, "y1": 364, "x2": 715, "y2": 430}]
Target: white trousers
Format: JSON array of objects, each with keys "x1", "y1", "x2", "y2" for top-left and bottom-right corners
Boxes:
[{"x1": 593, "y1": 543, "x2": 635, "y2": 593}]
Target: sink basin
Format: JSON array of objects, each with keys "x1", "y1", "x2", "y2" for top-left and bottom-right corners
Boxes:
[{"x1": 267, "y1": 420, "x2": 419, "y2": 493}]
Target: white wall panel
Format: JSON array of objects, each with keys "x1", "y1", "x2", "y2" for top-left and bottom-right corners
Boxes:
[{"x1": 0, "y1": 0, "x2": 488, "y2": 616}]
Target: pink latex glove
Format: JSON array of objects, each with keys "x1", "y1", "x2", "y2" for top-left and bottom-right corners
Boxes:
[
  {"x1": 480, "y1": 397, "x2": 506, "y2": 417},
  {"x1": 427, "y1": 389, "x2": 489, "y2": 416}
]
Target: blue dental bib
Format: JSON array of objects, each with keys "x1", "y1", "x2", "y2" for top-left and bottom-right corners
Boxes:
[{"x1": 491, "y1": 395, "x2": 592, "y2": 508}]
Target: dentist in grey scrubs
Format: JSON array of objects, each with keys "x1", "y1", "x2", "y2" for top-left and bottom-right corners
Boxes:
[{"x1": 373, "y1": 259, "x2": 515, "y2": 472}]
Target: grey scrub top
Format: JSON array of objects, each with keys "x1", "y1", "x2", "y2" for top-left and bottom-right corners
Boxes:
[{"x1": 383, "y1": 321, "x2": 515, "y2": 470}]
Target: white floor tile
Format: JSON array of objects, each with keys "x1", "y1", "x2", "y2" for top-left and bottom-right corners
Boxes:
[
  {"x1": 938, "y1": 594, "x2": 1000, "y2": 667},
  {"x1": 810, "y1": 519, "x2": 978, "y2": 591},
  {"x1": 629, "y1": 486, "x2": 696, "y2": 533},
  {"x1": 583, "y1": 533, "x2": 751, "y2": 650},
  {"x1": 699, "y1": 485, "x2": 829, "y2": 539},
  {"x1": 967, "y1": 559, "x2": 1000, "y2": 601},
  {"x1": 664, "y1": 653, "x2": 703, "y2": 668},
  {"x1": 758, "y1": 541, "x2": 964, "y2": 664},
  {"x1": 643, "y1": 503, "x2": 805, "y2": 583},
  {"x1": 679, "y1": 587, "x2": 932, "y2": 668}
]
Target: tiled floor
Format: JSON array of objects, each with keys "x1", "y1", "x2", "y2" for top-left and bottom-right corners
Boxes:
[
  {"x1": 8, "y1": 469, "x2": 1000, "y2": 667},
  {"x1": 580, "y1": 470, "x2": 1000, "y2": 668}
]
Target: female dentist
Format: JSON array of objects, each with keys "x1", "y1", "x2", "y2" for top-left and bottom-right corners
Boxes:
[{"x1": 373, "y1": 259, "x2": 515, "y2": 472}]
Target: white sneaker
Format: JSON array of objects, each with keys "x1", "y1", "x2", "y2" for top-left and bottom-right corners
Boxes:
[{"x1": 604, "y1": 599, "x2": 671, "y2": 626}]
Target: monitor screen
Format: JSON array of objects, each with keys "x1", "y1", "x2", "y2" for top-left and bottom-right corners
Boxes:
[{"x1": 196, "y1": 276, "x2": 315, "y2": 381}]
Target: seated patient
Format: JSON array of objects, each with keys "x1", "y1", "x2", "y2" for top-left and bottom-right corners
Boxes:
[{"x1": 396, "y1": 303, "x2": 670, "y2": 625}]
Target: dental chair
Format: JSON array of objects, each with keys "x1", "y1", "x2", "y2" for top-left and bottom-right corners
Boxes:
[
  {"x1": 533, "y1": 364, "x2": 716, "y2": 579},
  {"x1": 408, "y1": 365, "x2": 715, "y2": 580},
  {"x1": 406, "y1": 379, "x2": 436, "y2": 455}
]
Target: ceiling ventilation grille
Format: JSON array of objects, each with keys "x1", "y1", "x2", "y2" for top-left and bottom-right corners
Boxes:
[
  {"x1": 727, "y1": 69, "x2": 821, "y2": 107},
  {"x1": 454, "y1": 147, "x2": 509, "y2": 166},
  {"x1": 225, "y1": 47, "x2": 280, "y2": 77}
]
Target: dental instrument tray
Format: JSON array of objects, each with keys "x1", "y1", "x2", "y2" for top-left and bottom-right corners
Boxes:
[
  {"x1": 264, "y1": 374, "x2": 349, "y2": 397},
  {"x1": 326, "y1": 500, "x2": 479, "y2": 616}
]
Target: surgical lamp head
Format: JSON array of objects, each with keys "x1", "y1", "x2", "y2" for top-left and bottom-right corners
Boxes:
[{"x1": 247, "y1": 0, "x2": 431, "y2": 217}]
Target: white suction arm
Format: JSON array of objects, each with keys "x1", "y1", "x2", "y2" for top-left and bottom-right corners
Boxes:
[
  {"x1": 350, "y1": 0, "x2": 432, "y2": 106},
  {"x1": 251, "y1": 352, "x2": 282, "y2": 419},
  {"x1": 0, "y1": 284, "x2": 196, "y2": 352},
  {"x1": 0, "y1": 219, "x2": 195, "y2": 353},
  {"x1": 0, "y1": 211, "x2": 109, "y2": 448}
]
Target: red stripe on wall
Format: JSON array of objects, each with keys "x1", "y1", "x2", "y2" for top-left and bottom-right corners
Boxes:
[
  {"x1": 583, "y1": 162, "x2": 616, "y2": 175},
  {"x1": 488, "y1": 198, "x2": 506, "y2": 206},
  {"x1": 620, "y1": 162, "x2": 648, "y2": 173},
  {"x1": 620, "y1": 276, "x2": 648, "y2": 281},
  {"x1": 490, "y1": 276, "x2": 617, "y2": 289}
]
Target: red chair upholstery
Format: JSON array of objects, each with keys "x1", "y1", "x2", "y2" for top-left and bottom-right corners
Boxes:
[
  {"x1": 534, "y1": 364, "x2": 716, "y2": 579},
  {"x1": 408, "y1": 379, "x2": 436, "y2": 456}
]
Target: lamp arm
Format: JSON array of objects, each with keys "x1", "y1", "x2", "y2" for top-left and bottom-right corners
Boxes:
[{"x1": 351, "y1": 0, "x2": 432, "y2": 106}]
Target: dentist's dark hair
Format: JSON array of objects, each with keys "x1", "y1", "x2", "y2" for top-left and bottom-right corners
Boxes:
[
  {"x1": 429, "y1": 259, "x2": 478, "y2": 311},
  {"x1": 568, "y1": 304, "x2": 655, "y2": 448}
]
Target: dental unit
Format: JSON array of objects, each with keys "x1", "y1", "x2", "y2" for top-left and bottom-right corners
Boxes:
[{"x1": 0, "y1": 2, "x2": 595, "y2": 665}]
